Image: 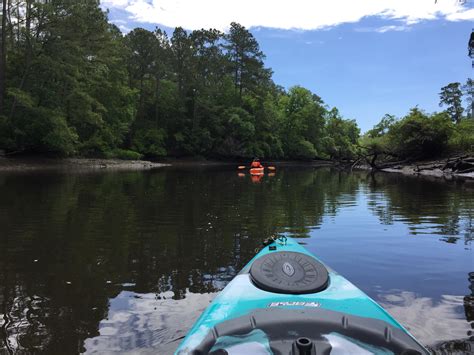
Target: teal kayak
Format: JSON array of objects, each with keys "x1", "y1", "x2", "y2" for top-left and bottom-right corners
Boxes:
[{"x1": 176, "y1": 237, "x2": 429, "y2": 354}]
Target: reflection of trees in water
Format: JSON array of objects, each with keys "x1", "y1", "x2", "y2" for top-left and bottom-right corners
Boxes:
[
  {"x1": 0, "y1": 168, "x2": 360, "y2": 352},
  {"x1": 0, "y1": 168, "x2": 471, "y2": 352},
  {"x1": 365, "y1": 173, "x2": 473, "y2": 244},
  {"x1": 83, "y1": 290, "x2": 217, "y2": 354}
]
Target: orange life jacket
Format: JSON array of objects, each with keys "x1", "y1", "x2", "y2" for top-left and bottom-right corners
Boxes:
[{"x1": 251, "y1": 161, "x2": 262, "y2": 168}]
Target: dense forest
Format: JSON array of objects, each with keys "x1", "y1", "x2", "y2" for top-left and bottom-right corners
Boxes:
[{"x1": 0, "y1": 1, "x2": 473, "y2": 161}]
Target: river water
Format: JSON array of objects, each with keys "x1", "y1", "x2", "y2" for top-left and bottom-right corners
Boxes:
[{"x1": 0, "y1": 165, "x2": 472, "y2": 354}]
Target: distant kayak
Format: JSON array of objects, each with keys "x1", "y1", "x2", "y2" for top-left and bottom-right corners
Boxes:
[
  {"x1": 250, "y1": 167, "x2": 265, "y2": 175},
  {"x1": 238, "y1": 164, "x2": 276, "y2": 175},
  {"x1": 175, "y1": 237, "x2": 429, "y2": 354}
]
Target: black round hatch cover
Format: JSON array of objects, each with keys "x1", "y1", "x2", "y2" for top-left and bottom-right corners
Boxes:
[{"x1": 249, "y1": 251, "x2": 329, "y2": 294}]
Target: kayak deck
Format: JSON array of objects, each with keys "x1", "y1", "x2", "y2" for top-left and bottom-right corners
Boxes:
[{"x1": 176, "y1": 237, "x2": 429, "y2": 354}]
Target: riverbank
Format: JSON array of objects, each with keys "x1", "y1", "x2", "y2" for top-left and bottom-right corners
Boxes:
[
  {"x1": 0, "y1": 156, "x2": 338, "y2": 172},
  {"x1": 0, "y1": 156, "x2": 169, "y2": 171},
  {"x1": 358, "y1": 156, "x2": 474, "y2": 181}
]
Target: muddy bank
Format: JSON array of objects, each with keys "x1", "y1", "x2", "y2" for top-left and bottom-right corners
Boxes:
[
  {"x1": 0, "y1": 156, "x2": 336, "y2": 172},
  {"x1": 0, "y1": 157, "x2": 169, "y2": 172},
  {"x1": 381, "y1": 166, "x2": 474, "y2": 180},
  {"x1": 357, "y1": 157, "x2": 474, "y2": 181},
  {"x1": 156, "y1": 157, "x2": 335, "y2": 167}
]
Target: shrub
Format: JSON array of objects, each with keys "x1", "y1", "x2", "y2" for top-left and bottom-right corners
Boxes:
[
  {"x1": 448, "y1": 118, "x2": 474, "y2": 153},
  {"x1": 132, "y1": 128, "x2": 167, "y2": 157},
  {"x1": 109, "y1": 149, "x2": 143, "y2": 160},
  {"x1": 387, "y1": 109, "x2": 452, "y2": 159}
]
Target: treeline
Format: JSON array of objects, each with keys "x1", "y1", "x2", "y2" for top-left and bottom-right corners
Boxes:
[
  {"x1": 0, "y1": 1, "x2": 359, "y2": 160},
  {"x1": 0, "y1": 1, "x2": 472, "y2": 162},
  {"x1": 359, "y1": 80, "x2": 474, "y2": 166}
]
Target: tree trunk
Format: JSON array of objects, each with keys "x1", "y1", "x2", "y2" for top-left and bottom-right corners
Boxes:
[
  {"x1": 0, "y1": 0, "x2": 7, "y2": 116},
  {"x1": 154, "y1": 74, "x2": 160, "y2": 129},
  {"x1": 8, "y1": 0, "x2": 32, "y2": 120}
]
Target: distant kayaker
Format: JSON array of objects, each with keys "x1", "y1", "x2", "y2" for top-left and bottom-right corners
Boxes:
[{"x1": 250, "y1": 158, "x2": 263, "y2": 169}]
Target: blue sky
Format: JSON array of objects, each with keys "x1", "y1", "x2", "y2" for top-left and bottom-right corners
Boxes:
[{"x1": 102, "y1": 0, "x2": 474, "y2": 131}]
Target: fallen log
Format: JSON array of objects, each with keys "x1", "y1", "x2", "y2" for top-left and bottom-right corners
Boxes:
[
  {"x1": 377, "y1": 159, "x2": 411, "y2": 170},
  {"x1": 457, "y1": 167, "x2": 474, "y2": 174}
]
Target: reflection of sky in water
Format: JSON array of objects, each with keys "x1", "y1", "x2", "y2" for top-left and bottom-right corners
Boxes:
[
  {"x1": 83, "y1": 289, "x2": 471, "y2": 353},
  {"x1": 84, "y1": 291, "x2": 216, "y2": 354},
  {"x1": 82, "y1": 175, "x2": 472, "y2": 353},
  {"x1": 379, "y1": 291, "x2": 471, "y2": 346}
]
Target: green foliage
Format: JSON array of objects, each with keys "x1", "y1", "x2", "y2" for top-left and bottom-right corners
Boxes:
[
  {"x1": 7, "y1": 88, "x2": 35, "y2": 108},
  {"x1": 323, "y1": 108, "x2": 360, "y2": 160},
  {"x1": 366, "y1": 114, "x2": 396, "y2": 138},
  {"x1": 292, "y1": 139, "x2": 317, "y2": 159},
  {"x1": 224, "y1": 22, "x2": 268, "y2": 101},
  {"x1": 358, "y1": 134, "x2": 390, "y2": 157},
  {"x1": 2, "y1": 1, "x2": 467, "y2": 162},
  {"x1": 462, "y1": 78, "x2": 474, "y2": 118},
  {"x1": 132, "y1": 128, "x2": 167, "y2": 157},
  {"x1": 439, "y1": 82, "x2": 464, "y2": 123},
  {"x1": 281, "y1": 86, "x2": 326, "y2": 159},
  {"x1": 448, "y1": 118, "x2": 474, "y2": 153},
  {"x1": 387, "y1": 109, "x2": 452, "y2": 159},
  {"x1": 215, "y1": 107, "x2": 255, "y2": 157},
  {"x1": 108, "y1": 149, "x2": 143, "y2": 160},
  {"x1": 41, "y1": 111, "x2": 79, "y2": 155},
  {"x1": 1, "y1": 1, "x2": 135, "y2": 156}
]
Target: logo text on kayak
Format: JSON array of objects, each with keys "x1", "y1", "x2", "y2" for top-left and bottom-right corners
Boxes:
[{"x1": 268, "y1": 301, "x2": 320, "y2": 308}]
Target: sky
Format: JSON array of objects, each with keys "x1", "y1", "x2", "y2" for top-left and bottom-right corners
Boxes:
[{"x1": 101, "y1": 0, "x2": 474, "y2": 131}]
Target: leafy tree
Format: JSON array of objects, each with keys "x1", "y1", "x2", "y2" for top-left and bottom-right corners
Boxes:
[
  {"x1": 249, "y1": 93, "x2": 284, "y2": 158},
  {"x1": 388, "y1": 108, "x2": 452, "y2": 158},
  {"x1": 124, "y1": 28, "x2": 159, "y2": 118},
  {"x1": 439, "y1": 82, "x2": 464, "y2": 123},
  {"x1": 367, "y1": 114, "x2": 396, "y2": 138},
  {"x1": 215, "y1": 106, "x2": 255, "y2": 157},
  {"x1": 0, "y1": 1, "x2": 137, "y2": 156},
  {"x1": 1, "y1": 3, "x2": 466, "y2": 162},
  {"x1": 323, "y1": 108, "x2": 360, "y2": 160},
  {"x1": 0, "y1": 0, "x2": 6, "y2": 115},
  {"x1": 171, "y1": 27, "x2": 193, "y2": 98},
  {"x1": 281, "y1": 86, "x2": 326, "y2": 159},
  {"x1": 224, "y1": 22, "x2": 268, "y2": 102},
  {"x1": 448, "y1": 117, "x2": 474, "y2": 153},
  {"x1": 462, "y1": 78, "x2": 474, "y2": 119}
]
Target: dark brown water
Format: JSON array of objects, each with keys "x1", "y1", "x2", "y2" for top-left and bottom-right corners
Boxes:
[{"x1": 0, "y1": 166, "x2": 473, "y2": 354}]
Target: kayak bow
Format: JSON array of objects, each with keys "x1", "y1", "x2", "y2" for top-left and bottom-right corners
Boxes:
[{"x1": 176, "y1": 237, "x2": 429, "y2": 355}]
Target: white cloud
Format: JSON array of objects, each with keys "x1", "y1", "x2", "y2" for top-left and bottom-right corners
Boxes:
[
  {"x1": 375, "y1": 25, "x2": 410, "y2": 33},
  {"x1": 102, "y1": 0, "x2": 130, "y2": 7},
  {"x1": 101, "y1": 0, "x2": 474, "y2": 31},
  {"x1": 379, "y1": 291, "x2": 470, "y2": 345},
  {"x1": 446, "y1": 7, "x2": 474, "y2": 20},
  {"x1": 111, "y1": 19, "x2": 127, "y2": 24},
  {"x1": 118, "y1": 24, "x2": 132, "y2": 33}
]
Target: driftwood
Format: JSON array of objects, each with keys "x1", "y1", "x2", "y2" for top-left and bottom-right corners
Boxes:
[
  {"x1": 458, "y1": 167, "x2": 474, "y2": 174},
  {"x1": 415, "y1": 164, "x2": 443, "y2": 172},
  {"x1": 407, "y1": 156, "x2": 474, "y2": 175},
  {"x1": 377, "y1": 159, "x2": 411, "y2": 170},
  {"x1": 442, "y1": 156, "x2": 474, "y2": 173},
  {"x1": 350, "y1": 157, "x2": 362, "y2": 171},
  {"x1": 342, "y1": 150, "x2": 474, "y2": 177}
]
